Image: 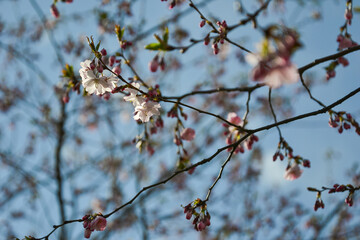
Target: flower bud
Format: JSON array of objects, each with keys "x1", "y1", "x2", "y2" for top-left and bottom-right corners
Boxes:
[
  {"x1": 100, "y1": 48, "x2": 107, "y2": 56},
  {"x1": 50, "y1": 4, "x2": 60, "y2": 18}
]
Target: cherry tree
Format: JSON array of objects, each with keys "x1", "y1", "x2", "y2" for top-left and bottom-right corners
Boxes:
[{"x1": 1, "y1": 0, "x2": 360, "y2": 239}]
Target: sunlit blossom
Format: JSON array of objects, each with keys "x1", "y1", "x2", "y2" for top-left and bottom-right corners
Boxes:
[
  {"x1": 134, "y1": 101, "x2": 161, "y2": 123},
  {"x1": 79, "y1": 60, "x2": 118, "y2": 95}
]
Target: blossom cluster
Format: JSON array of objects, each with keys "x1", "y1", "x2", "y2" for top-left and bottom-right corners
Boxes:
[
  {"x1": 82, "y1": 214, "x2": 107, "y2": 239},
  {"x1": 328, "y1": 111, "x2": 360, "y2": 135},
  {"x1": 309, "y1": 182, "x2": 359, "y2": 211},
  {"x1": 223, "y1": 112, "x2": 258, "y2": 154},
  {"x1": 200, "y1": 19, "x2": 228, "y2": 55},
  {"x1": 325, "y1": 2, "x2": 358, "y2": 80},
  {"x1": 123, "y1": 82, "x2": 161, "y2": 123},
  {"x1": 273, "y1": 139, "x2": 310, "y2": 181},
  {"x1": 183, "y1": 198, "x2": 211, "y2": 231}
]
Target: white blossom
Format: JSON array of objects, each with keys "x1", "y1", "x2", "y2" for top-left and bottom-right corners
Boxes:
[
  {"x1": 133, "y1": 101, "x2": 161, "y2": 123},
  {"x1": 123, "y1": 82, "x2": 145, "y2": 106},
  {"x1": 79, "y1": 60, "x2": 118, "y2": 95}
]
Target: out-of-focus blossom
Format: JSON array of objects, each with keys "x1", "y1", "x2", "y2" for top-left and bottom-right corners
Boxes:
[
  {"x1": 284, "y1": 163, "x2": 303, "y2": 181},
  {"x1": 247, "y1": 55, "x2": 298, "y2": 88},
  {"x1": 180, "y1": 128, "x2": 196, "y2": 141},
  {"x1": 337, "y1": 34, "x2": 356, "y2": 50}
]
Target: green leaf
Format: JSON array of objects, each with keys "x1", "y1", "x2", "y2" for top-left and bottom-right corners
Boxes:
[
  {"x1": 163, "y1": 27, "x2": 169, "y2": 44},
  {"x1": 307, "y1": 187, "x2": 318, "y2": 192},
  {"x1": 354, "y1": 6, "x2": 360, "y2": 13},
  {"x1": 144, "y1": 42, "x2": 162, "y2": 50},
  {"x1": 95, "y1": 40, "x2": 101, "y2": 51}
]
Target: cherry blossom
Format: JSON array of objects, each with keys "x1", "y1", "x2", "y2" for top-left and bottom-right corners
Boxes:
[
  {"x1": 337, "y1": 34, "x2": 355, "y2": 50},
  {"x1": 123, "y1": 82, "x2": 145, "y2": 106},
  {"x1": 284, "y1": 163, "x2": 303, "y2": 181},
  {"x1": 180, "y1": 128, "x2": 196, "y2": 141},
  {"x1": 247, "y1": 55, "x2": 298, "y2": 88},
  {"x1": 134, "y1": 101, "x2": 161, "y2": 123},
  {"x1": 83, "y1": 215, "x2": 107, "y2": 239},
  {"x1": 79, "y1": 60, "x2": 118, "y2": 95}
]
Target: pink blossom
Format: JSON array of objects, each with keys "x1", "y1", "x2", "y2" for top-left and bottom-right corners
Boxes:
[
  {"x1": 180, "y1": 128, "x2": 196, "y2": 141},
  {"x1": 261, "y1": 58, "x2": 298, "y2": 88},
  {"x1": 337, "y1": 35, "x2": 353, "y2": 50},
  {"x1": 338, "y1": 57, "x2": 349, "y2": 67},
  {"x1": 227, "y1": 112, "x2": 242, "y2": 125},
  {"x1": 247, "y1": 55, "x2": 298, "y2": 88},
  {"x1": 112, "y1": 65, "x2": 122, "y2": 75},
  {"x1": 284, "y1": 163, "x2": 303, "y2": 181},
  {"x1": 83, "y1": 215, "x2": 107, "y2": 239}
]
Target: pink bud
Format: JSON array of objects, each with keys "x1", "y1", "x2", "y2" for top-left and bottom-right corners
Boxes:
[
  {"x1": 345, "y1": 8, "x2": 353, "y2": 23},
  {"x1": 149, "y1": 56, "x2": 159, "y2": 72},
  {"x1": 186, "y1": 211, "x2": 192, "y2": 220},
  {"x1": 212, "y1": 43, "x2": 219, "y2": 55},
  {"x1": 103, "y1": 93, "x2": 111, "y2": 101},
  {"x1": 50, "y1": 4, "x2": 60, "y2": 18},
  {"x1": 200, "y1": 20, "x2": 206, "y2": 28},
  {"x1": 112, "y1": 66, "x2": 122, "y2": 75},
  {"x1": 169, "y1": 0, "x2": 176, "y2": 9},
  {"x1": 197, "y1": 221, "x2": 206, "y2": 231},
  {"x1": 97, "y1": 63, "x2": 103, "y2": 73},
  {"x1": 326, "y1": 70, "x2": 336, "y2": 81},
  {"x1": 302, "y1": 159, "x2": 311, "y2": 168},
  {"x1": 84, "y1": 229, "x2": 92, "y2": 239},
  {"x1": 204, "y1": 35, "x2": 210, "y2": 46},
  {"x1": 62, "y1": 93, "x2": 69, "y2": 103},
  {"x1": 160, "y1": 57, "x2": 166, "y2": 71},
  {"x1": 344, "y1": 122, "x2": 351, "y2": 130},
  {"x1": 108, "y1": 56, "x2": 116, "y2": 67},
  {"x1": 90, "y1": 61, "x2": 96, "y2": 70},
  {"x1": 338, "y1": 126, "x2": 343, "y2": 134},
  {"x1": 100, "y1": 48, "x2": 107, "y2": 56}
]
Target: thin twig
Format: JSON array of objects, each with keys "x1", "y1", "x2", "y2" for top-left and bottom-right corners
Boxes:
[{"x1": 268, "y1": 88, "x2": 282, "y2": 140}]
